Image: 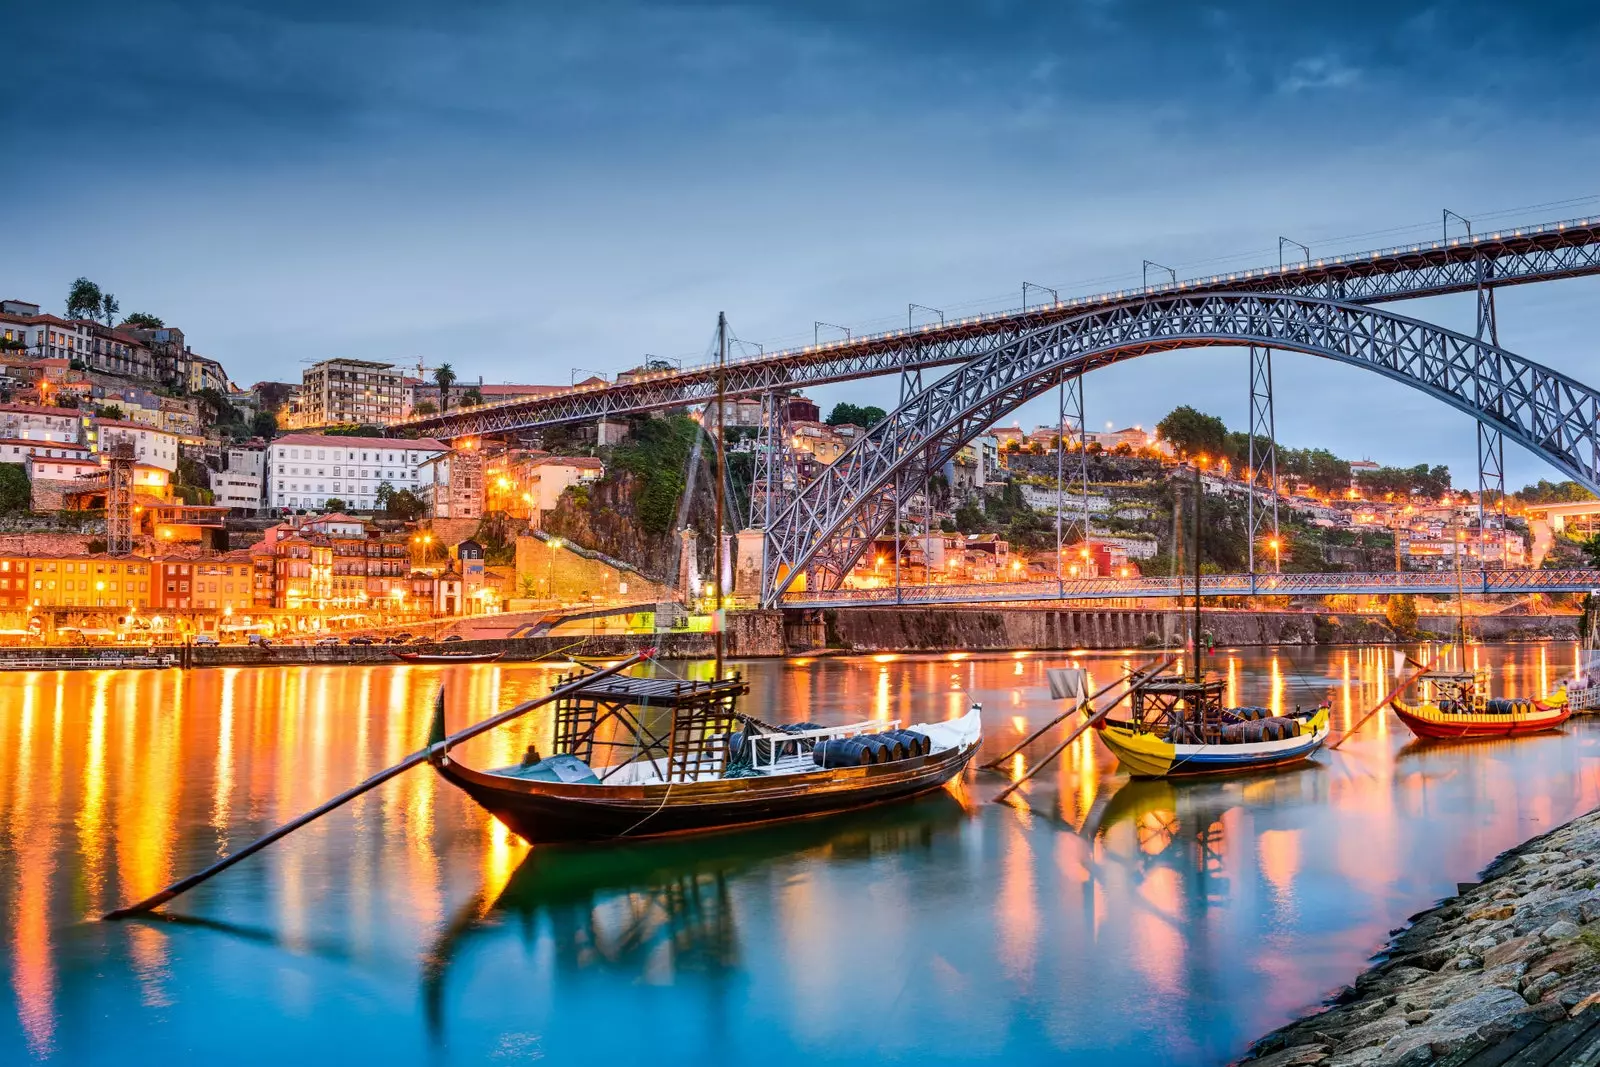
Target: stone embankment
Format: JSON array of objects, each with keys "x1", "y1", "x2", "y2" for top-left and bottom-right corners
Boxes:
[{"x1": 1244, "y1": 811, "x2": 1600, "y2": 1066}]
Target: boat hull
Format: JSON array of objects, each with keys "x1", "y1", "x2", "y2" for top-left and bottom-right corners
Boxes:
[
  {"x1": 394, "y1": 650, "x2": 505, "y2": 664},
  {"x1": 432, "y1": 740, "x2": 979, "y2": 844},
  {"x1": 1391, "y1": 697, "x2": 1570, "y2": 740},
  {"x1": 1094, "y1": 709, "x2": 1330, "y2": 778}
]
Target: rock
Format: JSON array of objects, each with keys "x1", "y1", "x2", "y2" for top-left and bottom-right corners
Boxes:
[
  {"x1": 1404, "y1": 1010, "x2": 1433, "y2": 1024},
  {"x1": 1568, "y1": 991, "x2": 1600, "y2": 1017},
  {"x1": 1468, "y1": 936, "x2": 1498, "y2": 954},
  {"x1": 1332, "y1": 1016, "x2": 1409, "y2": 1053},
  {"x1": 1542, "y1": 920, "x2": 1582, "y2": 942},
  {"x1": 1581, "y1": 896, "x2": 1600, "y2": 924},
  {"x1": 1247, "y1": 1044, "x2": 1331, "y2": 1067},
  {"x1": 1485, "y1": 961, "x2": 1529, "y2": 990},
  {"x1": 1522, "y1": 971, "x2": 1562, "y2": 1002},
  {"x1": 1451, "y1": 956, "x2": 1482, "y2": 970},
  {"x1": 1383, "y1": 966, "x2": 1431, "y2": 987},
  {"x1": 1428, "y1": 988, "x2": 1527, "y2": 1031},
  {"x1": 1469, "y1": 904, "x2": 1515, "y2": 922},
  {"x1": 1392, "y1": 1044, "x2": 1434, "y2": 1066},
  {"x1": 1482, "y1": 936, "x2": 1539, "y2": 969},
  {"x1": 1324, "y1": 1047, "x2": 1384, "y2": 1067}
]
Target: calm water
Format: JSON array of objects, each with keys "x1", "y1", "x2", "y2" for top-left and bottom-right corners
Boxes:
[{"x1": 3, "y1": 644, "x2": 1599, "y2": 1065}]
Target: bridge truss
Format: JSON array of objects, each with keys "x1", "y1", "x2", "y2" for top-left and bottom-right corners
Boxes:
[{"x1": 759, "y1": 292, "x2": 1600, "y2": 605}]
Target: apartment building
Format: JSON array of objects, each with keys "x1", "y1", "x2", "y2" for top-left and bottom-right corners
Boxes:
[
  {"x1": 266, "y1": 433, "x2": 447, "y2": 511},
  {"x1": 299, "y1": 359, "x2": 406, "y2": 426}
]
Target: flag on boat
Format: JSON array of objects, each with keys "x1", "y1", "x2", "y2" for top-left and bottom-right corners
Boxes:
[{"x1": 1047, "y1": 667, "x2": 1088, "y2": 701}]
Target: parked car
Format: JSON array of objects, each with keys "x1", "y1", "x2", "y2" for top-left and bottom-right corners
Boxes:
[
  {"x1": 442, "y1": 634, "x2": 464, "y2": 643},
  {"x1": 383, "y1": 635, "x2": 408, "y2": 645},
  {"x1": 314, "y1": 636, "x2": 339, "y2": 646},
  {"x1": 193, "y1": 634, "x2": 219, "y2": 646},
  {"x1": 348, "y1": 636, "x2": 374, "y2": 646}
]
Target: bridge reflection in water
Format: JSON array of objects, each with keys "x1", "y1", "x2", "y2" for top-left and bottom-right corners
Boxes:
[{"x1": 2, "y1": 648, "x2": 1599, "y2": 1065}]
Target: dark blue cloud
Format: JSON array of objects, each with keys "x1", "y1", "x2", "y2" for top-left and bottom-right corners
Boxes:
[{"x1": 10, "y1": 1, "x2": 1600, "y2": 484}]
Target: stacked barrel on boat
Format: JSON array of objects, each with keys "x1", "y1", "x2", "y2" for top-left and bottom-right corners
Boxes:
[
  {"x1": 1166, "y1": 706, "x2": 1305, "y2": 744},
  {"x1": 813, "y1": 729, "x2": 932, "y2": 768}
]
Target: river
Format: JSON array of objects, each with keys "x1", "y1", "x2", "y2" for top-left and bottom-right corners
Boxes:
[{"x1": 2, "y1": 644, "x2": 1597, "y2": 1065}]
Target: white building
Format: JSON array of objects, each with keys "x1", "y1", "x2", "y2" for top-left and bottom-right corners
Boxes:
[
  {"x1": 266, "y1": 432, "x2": 447, "y2": 512},
  {"x1": 85, "y1": 419, "x2": 179, "y2": 472},
  {"x1": 0, "y1": 403, "x2": 81, "y2": 444},
  {"x1": 210, "y1": 443, "x2": 267, "y2": 512},
  {"x1": 297, "y1": 359, "x2": 406, "y2": 427}
]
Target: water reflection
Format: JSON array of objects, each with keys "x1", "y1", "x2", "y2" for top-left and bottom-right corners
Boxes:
[{"x1": 2, "y1": 647, "x2": 1599, "y2": 1065}]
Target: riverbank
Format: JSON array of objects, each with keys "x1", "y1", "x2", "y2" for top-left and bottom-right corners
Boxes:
[
  {"x1": 0, "y1": 607, "x2": 1576, "y2": 668},
  {"x1": 1242, "y1": 809, "x2": 1600, "y2": 1066}
]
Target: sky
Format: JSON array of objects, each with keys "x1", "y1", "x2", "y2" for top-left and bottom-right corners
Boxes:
[{"x1": 10, "y1": 0, "x2": 1600, "y2": 487}]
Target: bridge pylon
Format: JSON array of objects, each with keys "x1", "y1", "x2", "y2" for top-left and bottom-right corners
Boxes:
[{"x1": 1246, "y1": 344, "x2": 1280, "y2": 578}]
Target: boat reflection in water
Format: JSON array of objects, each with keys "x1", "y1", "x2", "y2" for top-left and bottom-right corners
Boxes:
[{"x1": 422, "y1": 792, "x2": 968, "y2": 1036}]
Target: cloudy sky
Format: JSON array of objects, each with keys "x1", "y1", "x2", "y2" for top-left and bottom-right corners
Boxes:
[{"x1": 11, "y1": 0, "x2": 1600, "y2": 485}]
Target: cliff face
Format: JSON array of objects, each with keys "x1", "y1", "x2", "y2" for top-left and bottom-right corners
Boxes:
[{"x1": 542, "y1": 471, "x2": 681, "y2": 581}]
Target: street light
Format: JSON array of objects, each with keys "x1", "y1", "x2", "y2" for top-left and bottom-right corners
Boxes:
[
  {"x1": 546, "y1": 538, "x2": 563, "y2": 600},
  {"x1": 1269, "y1": 536, "x2": 1281, "y2": 574}
]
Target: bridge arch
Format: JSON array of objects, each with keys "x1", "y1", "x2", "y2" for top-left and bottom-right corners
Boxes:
[{"x1": 761, "y1": 291, "x2": 1600, "y2": 604}]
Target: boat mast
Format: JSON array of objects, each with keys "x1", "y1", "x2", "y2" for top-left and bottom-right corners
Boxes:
[
  {"x1": 1192, "y1": 459, "x2": 1203, "y2": 683},
  {"x1": 713, "y1": 311, "x2": 728, "y2": 677}
]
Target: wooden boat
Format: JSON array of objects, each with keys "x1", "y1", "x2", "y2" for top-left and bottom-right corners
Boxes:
[
  {"x1": 1391, "y1": 669, "x2": 1570, "y2": 740},
  {"x1": 430, "y1": 670, "x2": 982, "y2": 844},
  {"x1": 394, "y1": 649, "x2": 505, "y2": 664},
  {"x1": 1092, "y1": 676, "x2": 1331, "y2": 778}
]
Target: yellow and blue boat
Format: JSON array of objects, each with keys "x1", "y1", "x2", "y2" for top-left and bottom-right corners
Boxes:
[{"x1": 1091, "y1": 676, "x2": 1330, "y2": 778}]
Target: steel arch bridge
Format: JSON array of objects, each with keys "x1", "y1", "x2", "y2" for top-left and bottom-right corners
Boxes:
[{"x1": 759, "y1": 292, "x2": 1600, "y2": 606}]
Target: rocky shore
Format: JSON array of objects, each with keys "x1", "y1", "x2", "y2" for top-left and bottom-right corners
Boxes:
[{"x1": 1243, "y1": 810, "x2": 1600, "y2": 1066}]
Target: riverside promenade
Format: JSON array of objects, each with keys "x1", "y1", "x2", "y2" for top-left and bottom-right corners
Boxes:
[{"x1": 1243, "y1": 811, "x2": 1600, "y2": 1066}]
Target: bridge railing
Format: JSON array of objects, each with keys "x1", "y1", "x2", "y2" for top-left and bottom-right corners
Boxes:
[{"x1": 778, "y1": 569, "x2": 1600, "y2": 607}]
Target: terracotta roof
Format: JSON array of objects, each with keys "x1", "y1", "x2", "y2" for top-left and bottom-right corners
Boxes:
[
  {"x1": 0, "y1": 438, "x2": 90, "y2": 450},
  {"x1": 0, "y1": 403, "x2": 79, "y2": 416},
  {"x1": 273, "y1": 432, "x2": 447, "y2": 451},
  {"x1": 94, "y1": 418, "x2": 175, "y2": 433}
]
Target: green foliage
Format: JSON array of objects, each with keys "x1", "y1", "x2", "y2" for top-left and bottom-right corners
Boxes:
[
  {"x1": 375, "y1": 480, "x2": 426, "y2": 521},
  {"x1": 86, "y1": 538, "x2": 107, "y2": 554},
  {"x1": 1356, "y1": 463, "x2": 1451, "y2": 500},
  {"x1": 826, "y1": 402, "x2": 887, "y2": 428},
  {"x1": 173, "y1": 483, "x2": 214, "y2": 505},
  {"x1": 460, "y1": 388, "x2": 483, "y2": 407},
  {"x1": 1385, "y1": 593, "x2": 1419, "y2": 636},
  {"x1": 0, "y1": 464, "x2": 28, "y2": 514},
  {"x1": 953, "y1": 496, "x2": 984, "y2": 533},
  {"x1": 120, "y1": 312, "x2": 164, "y2": 329},
  {"x1": 1582, "y1": 535, "x2": 1600, "y2": 570},
  {"x1": 65, "y1": 278, "x2": 103, "y2": 321},
  {"x1": 0, "y1": 337, "x2": 23, "y2": 351},
  {"x1": 1156, "y1": 405, "x2": 1229, "y2": 458},
  {"x1": 94, "y1": 405, "x2": 125, "y2": 420},
  {"x1": 99, "y1": 292, "x2": 119, "y2": 326},
  {"x1": 609, "y1": 415, "x2": 701, "y2": 535},
  {"x1": 324, "y1": 423, "x2": 386, "y2": 437},
  {"x1": 1517, "y1": 479, "x2": 1596, "y2": 505},
  {"x1": 323, "y1": 498, "x2": 348, "y2": 513},
  {"x1": 175, "y1": 455, "x2": 210, "y2": 490},
  {"x1": 195, "y1": 387, "x2": 242, "y2": 425},
  {"x1": 1277, "y1": 447, "x2": 1352, "y2": 495},
  {"x1": 250, "y1": 410, "x2": 278, "y2": 439},
  {"x1": 412, "y1": 400, "x2": 438, "y2": 416}
]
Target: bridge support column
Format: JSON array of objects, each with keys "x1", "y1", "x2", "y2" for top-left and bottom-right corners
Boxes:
[
  {"x1": 1056, "y1": 372, "x2": 1089, "y2": 587},
  {"x1": 1472, "y1": 253, "x2": 1508, "y2": 569},
  {"x1": 1246, "y1": 344, "x2": 1280, "y2": 576}
]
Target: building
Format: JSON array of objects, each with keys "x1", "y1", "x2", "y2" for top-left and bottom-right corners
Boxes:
[
  {"x1": 406, "y1": 377, "x2": 564, "y2": 414},
  {"x1": 789, "y1": 421, "x2": 849, "y2": 464},
  {"x1": 20, "y1": 555, "x2": 155, "y2": 612},
  {"x1": 152, "y1": 555, "x2": 255, "y2": 615},
  {"x1": 0, "y1": 439, "x2": 91, "y2": 465},
  {"x1": 84, "y1": 418, "x2": 179, "y2": 472},
  {"x1": 298, "y1": 359, "x2": 406, "y2": 427},
  {"x1": 209, "y1": 443, "x2": 266, "y2": 512},
  {"x1": 0, "y1": 403, "x2": 80, "y2": 444},
  {"x1": 249, "y1": 514, "x2": 411, "y2": 608},
  {"x1": 266, "y1": 433, "x2": 447, "y2": 512},
  {"x1": 420, "y1": 444, "x2": 485, "y2": 520},
  {"x1": 479, "y1": 450, "x2": 604, "y2": 525}
]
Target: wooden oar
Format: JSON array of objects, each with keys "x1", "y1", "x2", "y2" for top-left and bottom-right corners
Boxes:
[
  {"x1": 982, "y1": 655, "x2": 1175, "y2": 770},
  {"x1": 104, "y1": 648, "x2": 655, "y2": 920},
  {"x1": 992, "y1": 666, "x2": 1171, "y2": 805},
  {"x1": 1328, "y1": 654, "x2": 1432, "y2": 751}
]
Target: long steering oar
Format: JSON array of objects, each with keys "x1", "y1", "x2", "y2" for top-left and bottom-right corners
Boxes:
[
  {"x1": 982, "y1": 655, "x2": 1175, "y2": 771},
  {"x1": 1328, "y1": 654, "x2": 1432, "y2": 751},
  {"x1": 992, "y1": 665, "x2": 1171, "y2": 805},
  {"x1": 105, "y1": 648, "x2": 654, "y2": 920}
]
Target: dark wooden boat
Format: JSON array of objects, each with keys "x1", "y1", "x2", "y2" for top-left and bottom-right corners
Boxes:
[
  {"x1": 394, "y1": 649, "x2": 505, "y2": 664},
  {"x1": 430, "y1": 670, "x2": 982, "y2": 844}
]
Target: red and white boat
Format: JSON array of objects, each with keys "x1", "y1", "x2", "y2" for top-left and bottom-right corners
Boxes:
[{"x1": 1391, "y1": 669, "x2": 1570, "y2": 740}]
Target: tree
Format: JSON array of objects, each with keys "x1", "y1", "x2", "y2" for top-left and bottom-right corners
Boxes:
[
  {"x1": 250, "y1": 410, "x2": 278, "y2": 439},
  {"x1": 0, "y1": 463, "x2": 28, "y2": 515},
  {"x1": 434, "y1": 363, "x2": 456, "y2": 412},
  {"x1": 1518, "y1": 479, "x2": 1596, "y2": 506},
  {"x1": 375, "y1": 480, "x2": 396, "y2": 512},
  {"x1": 412, "y1": 400, "x2": 438, "y2": 416},
  {"x1": 460, "y1": 387, "x2": 483, "y2": 407},
  {"x1": 1156, "y1": 405, "x2": 1229, "y2": 459},
  {"x1": 65, "y1": 278, "x2": 103, "y2": 321},
  {"x1": 323, "y1": 498, "x2": 348, "y2": 513},
  {"x1": 94, "y1": 405, "x2": 125, "y2": 420},
  {"x1": 826, "y1": 402, "x2": 886, "y2": 428},
  {"x1": 100, "y1": 292, "x2": 119, "y2": 326},
  {"x1": 1386, "y1": 594, "x2": 1419, "y2": 636},
  {"x1": 121, "y1": 312, "x2": 164, "y2": 329},
  {"x1": 385, "y1": 489, "x2": 427, "y2": 522}
]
